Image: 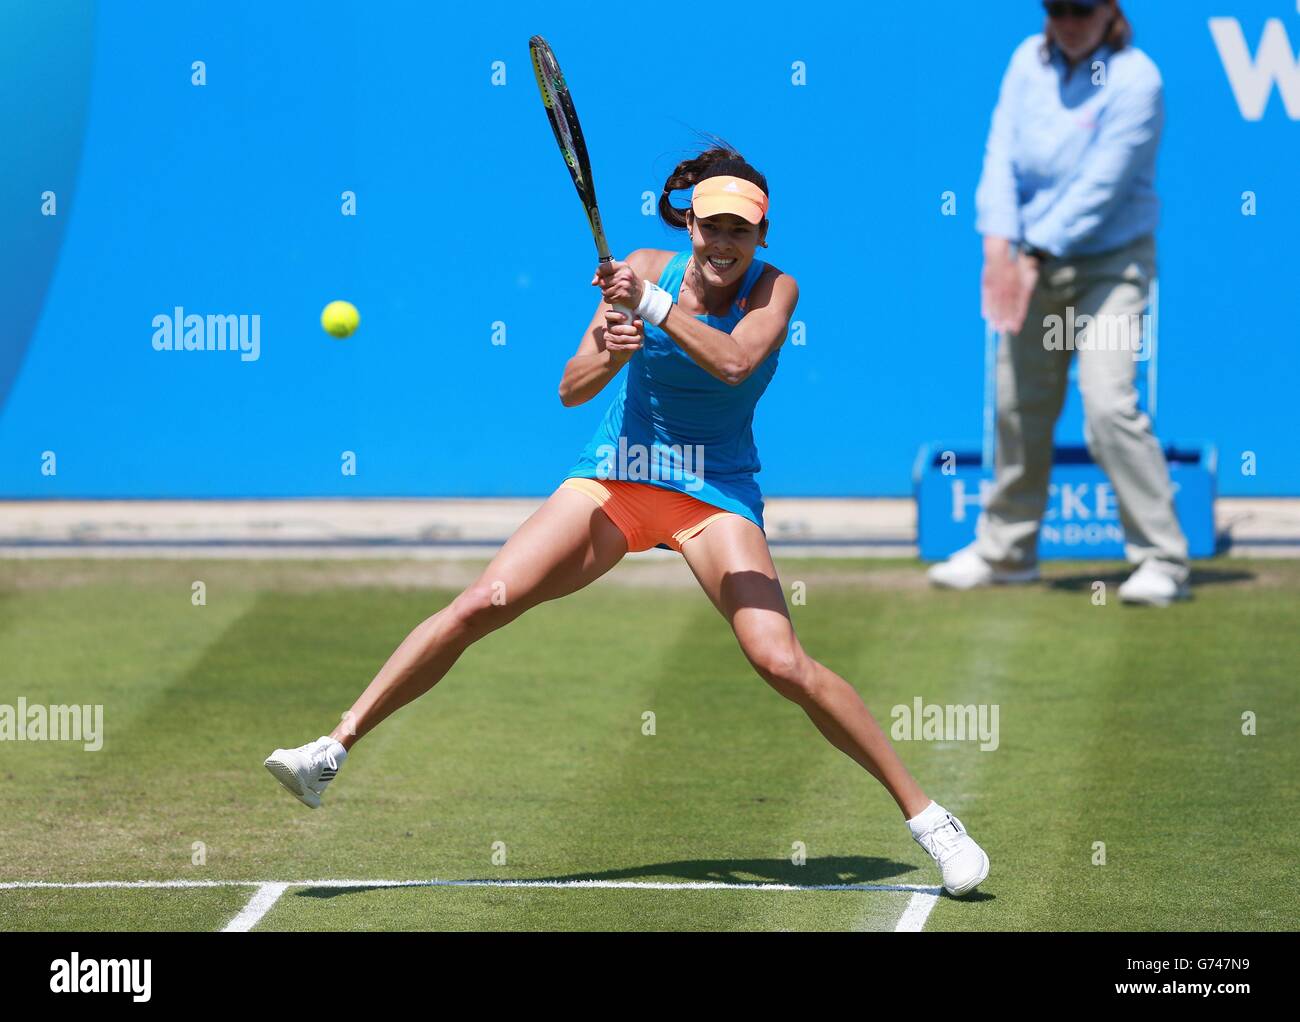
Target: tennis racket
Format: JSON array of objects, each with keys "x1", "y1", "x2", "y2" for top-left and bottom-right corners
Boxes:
[{"x1": 528, "y1": 35, "x2": 637, "y2": 326}]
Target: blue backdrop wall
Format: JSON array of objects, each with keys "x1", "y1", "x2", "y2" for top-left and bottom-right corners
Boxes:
[{"x1": 2, "y1": 0, "x2": 1296, "y2": 498}]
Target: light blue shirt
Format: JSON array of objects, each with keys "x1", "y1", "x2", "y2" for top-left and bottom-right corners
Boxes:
[{"x1": 975, "y1": 34, "x2": 1163, "y2": 258}]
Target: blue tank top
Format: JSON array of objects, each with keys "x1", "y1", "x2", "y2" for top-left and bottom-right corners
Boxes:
[{"x1": 565, "y1": 251, "x2": 779, "y2": 530}]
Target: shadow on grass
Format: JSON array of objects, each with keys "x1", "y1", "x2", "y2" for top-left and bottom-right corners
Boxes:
[
  {"x1": 1045, "y1": 566, "x2": 1254, "y2": 592},
  {"x1": 288, "y1": 854, "x2": 963, "y2": 900}
]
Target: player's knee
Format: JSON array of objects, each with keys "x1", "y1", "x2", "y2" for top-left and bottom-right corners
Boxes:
[
  {"x1": 448, "y1": 581, "x2": 513, "y2": 639},
  {"x1": 746, "y1": 639, "x2": 810, "y2": 697}
]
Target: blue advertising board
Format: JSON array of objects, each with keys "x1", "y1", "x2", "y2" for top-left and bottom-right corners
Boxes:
[{"x1": 915, "y1": 442, "x2": 1218, "y2": 560}]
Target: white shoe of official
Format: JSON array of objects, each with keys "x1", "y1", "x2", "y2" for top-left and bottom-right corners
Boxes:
[
  {"x1": 908, "y1": 801, "x2": 989, "y2": 897},
  {"x1": 927, "y1": 546, "x2": 1040, "y2": 590},
  {"x1": 1118, "y1": 559, "x2": 1191, "y2": 607},
  {"x1": 264, "y1": 736, "x2": 347, "y2": 808}
]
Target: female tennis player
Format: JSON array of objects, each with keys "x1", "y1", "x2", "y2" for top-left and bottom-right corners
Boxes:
[{"x1": 265, "y1": 146, "x2": 989, "y2": 897}]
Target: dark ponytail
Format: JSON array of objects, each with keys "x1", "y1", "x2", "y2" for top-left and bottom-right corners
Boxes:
[{"x1": 657, "y1": 136, "x2": 769, "y2": 232}]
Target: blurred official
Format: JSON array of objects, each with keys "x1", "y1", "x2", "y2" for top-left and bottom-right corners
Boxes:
[{"x1": 930, "y1": 0, "x2": 1191, "y2": 605}]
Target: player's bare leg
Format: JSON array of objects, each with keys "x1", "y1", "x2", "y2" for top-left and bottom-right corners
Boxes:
[
  {"x1": 332, "y1": 486, "x2": 628, "y2": 747},
  {"x1": 679, "y1": 515, "x2": 928, "y2": 817},
  {"x1": 264, "y1": 487, "x2": 626, "y2": 808},
  {"x1": 679, "y1": 515, "x2": 989, "y2": 894}
]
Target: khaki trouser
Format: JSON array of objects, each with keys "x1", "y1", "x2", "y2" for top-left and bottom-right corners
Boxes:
[{"x1": 974, "y1": 234, "x2": 1190, "y2": 570}]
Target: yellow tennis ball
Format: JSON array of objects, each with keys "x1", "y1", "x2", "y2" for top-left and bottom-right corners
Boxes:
[{"x1": 321, "y1": 300, "x2": 360, "y2": 338}]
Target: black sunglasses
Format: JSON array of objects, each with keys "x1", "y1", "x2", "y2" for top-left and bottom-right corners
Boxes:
[{"x1": 1044, "y1": 1, "x2": 1100, "y2": 17}]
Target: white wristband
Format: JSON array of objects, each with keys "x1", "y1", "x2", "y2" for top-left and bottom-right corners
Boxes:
[{"x1": 635, "y1": 281, "x2": 673, "y2": 327}]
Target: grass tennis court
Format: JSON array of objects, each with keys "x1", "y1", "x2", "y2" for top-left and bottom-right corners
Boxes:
[{"x1": 1, "y1": 557, "x2": 1295, "y2": 931}]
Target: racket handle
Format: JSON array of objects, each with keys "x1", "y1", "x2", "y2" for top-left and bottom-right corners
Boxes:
[{"x1": 596, "y1": 254, "x2": 638, "y2": 326}]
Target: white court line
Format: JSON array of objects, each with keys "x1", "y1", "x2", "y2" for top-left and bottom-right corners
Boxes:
[
  {"x1": 893, "y1": 889, "x2": 942, "y2": 932},
  {"x1": 0, "y1": 880, "x2": 248, "y2": 889},
  {"x1": 2, "y1": 877, "x2": 944, "y2": 930},
  {"x1": 222, "y1": 882, "x2": 289, "y2": 932}
]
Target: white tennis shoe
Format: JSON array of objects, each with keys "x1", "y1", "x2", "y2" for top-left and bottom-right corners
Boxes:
[
  {"x1": 264, "y1": 736, "x2": 347, "y2": 808},
  {"x1": 1118, "y1": 559, "x2": 1191, "y2": 607},
  {"x1": 908, "y1": 801, "x2": 989, "y2": 897},
  {"x1": 927, "y1": 546, "x2": 1039, "y2": 590}
]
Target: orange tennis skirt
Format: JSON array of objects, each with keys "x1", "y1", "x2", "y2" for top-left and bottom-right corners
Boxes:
[{"x1": 561, "y1": 477, "x2": 737, "y2": 553}]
